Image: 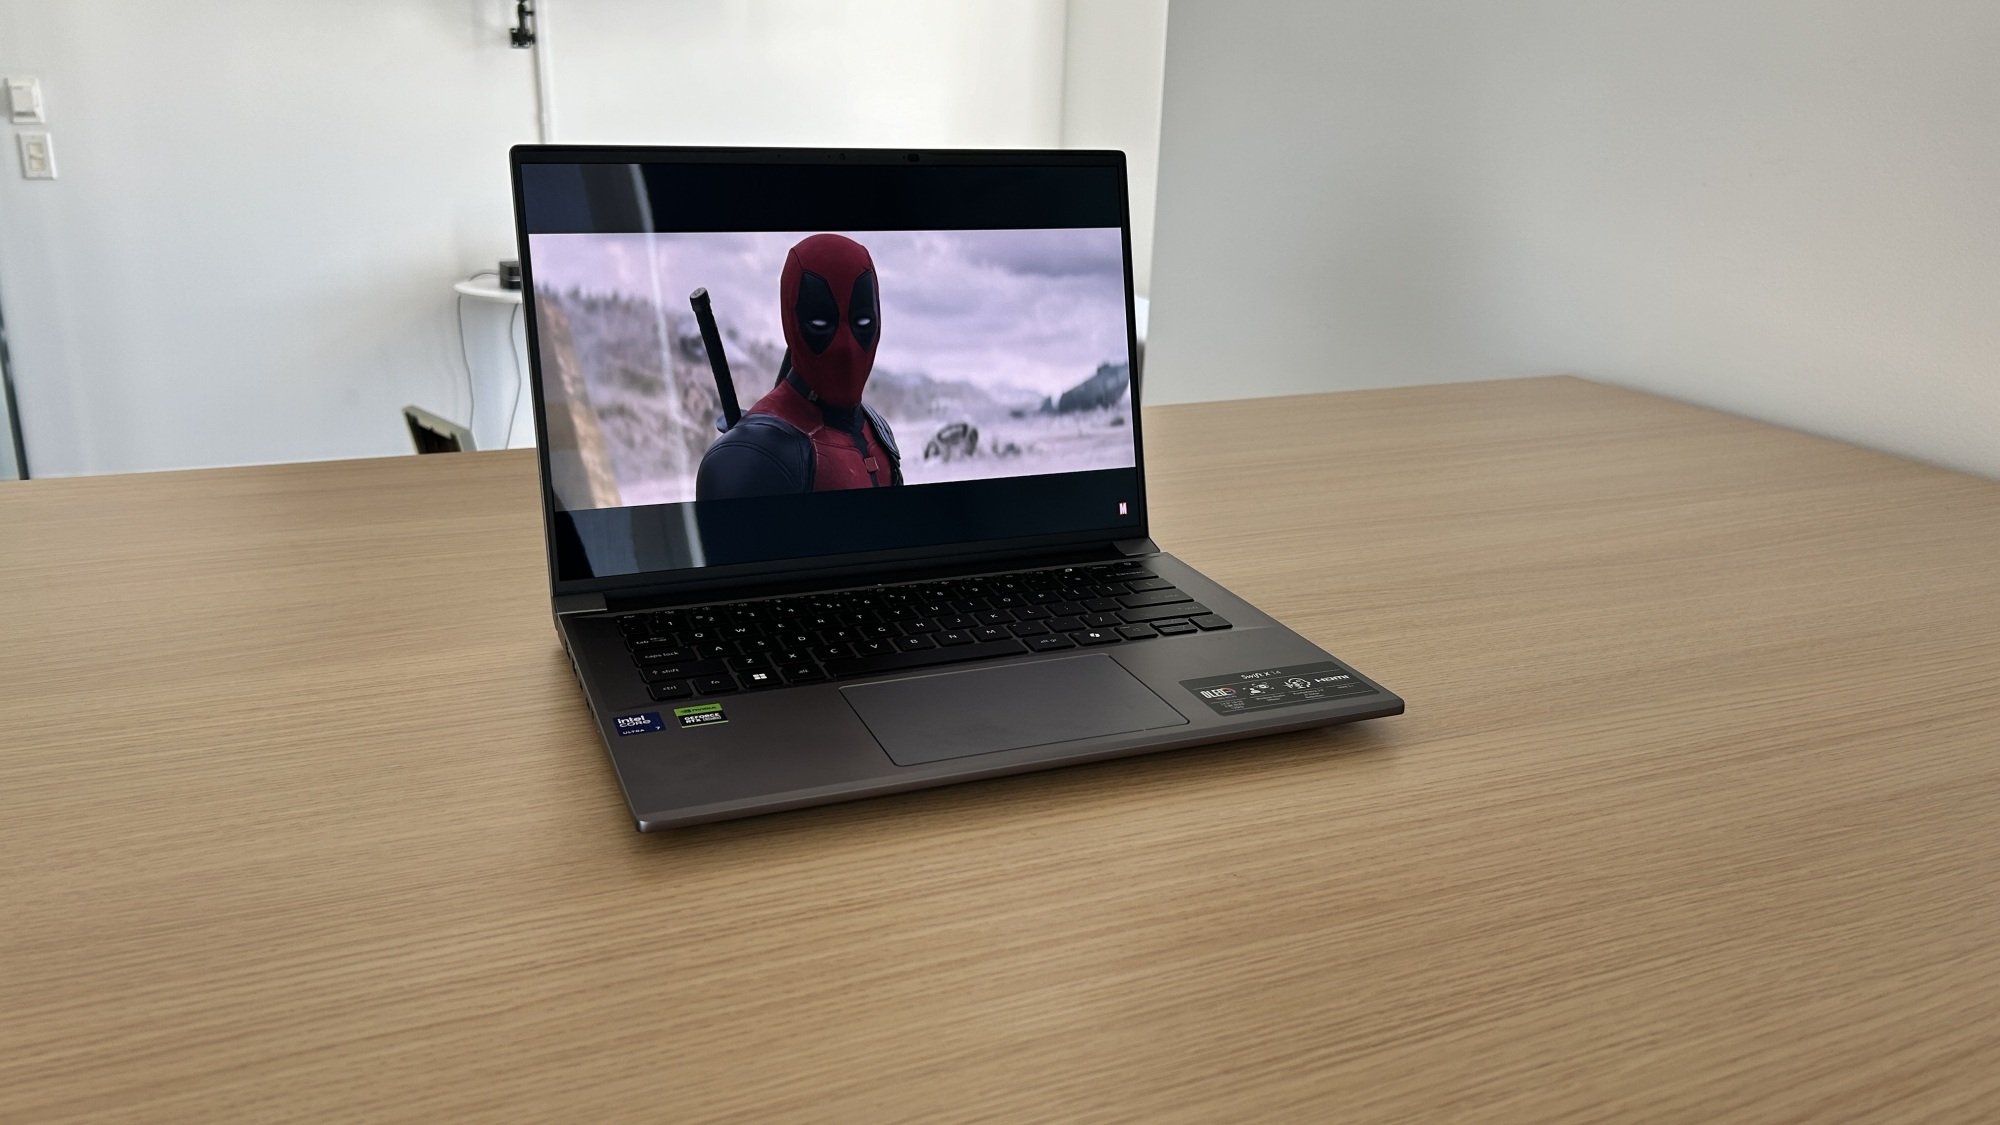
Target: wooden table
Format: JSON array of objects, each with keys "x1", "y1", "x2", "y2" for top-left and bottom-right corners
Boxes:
[{"x1": 5, "y1": 376, "x2": 1998, "y2": 1121}]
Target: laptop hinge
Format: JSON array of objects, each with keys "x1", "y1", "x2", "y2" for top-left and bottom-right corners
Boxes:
[
  {"x1": 588, "y1": 539, "x2": 1147, "y2": 616},
  {"x1": 554, "y1": 592, "x2": 607, "y2": 617}
]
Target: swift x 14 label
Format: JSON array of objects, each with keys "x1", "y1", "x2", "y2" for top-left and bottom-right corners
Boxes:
[{"x1": 1180, "y1": 661, "x2": 1375, "y2": 716}]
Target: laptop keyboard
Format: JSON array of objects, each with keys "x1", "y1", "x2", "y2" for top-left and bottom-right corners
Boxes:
[{"x1": 611, "y1": 559, "x2": 1233, "y2": 701}]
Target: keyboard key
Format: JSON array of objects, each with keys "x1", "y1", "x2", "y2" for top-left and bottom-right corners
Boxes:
[
  {"x1": 971, "y1": 625, "x2": 1010, "y2": 642},
  {"x1": 1007, "y1": 621, "x2": 1050, "y2": 637},
  {"x1": 1027, "y1": 634, "x2": 1076, "y2": 651},
  {"x1": 725, "y1": 654, "x2": 769, "y2": 672},
  {"x1": 1083, "y1": 597, "x2": 1122, "y2": 612},
  {"x1": 1190, "y1": 614, "x2": 1233, "y2": 631},
  {"x1": 1012, "y1": 605, "x2": 1052, "y2": 621},
  {"x1": 973, "y1": 610, "x2": 1015, "y2": 626},
  {"x1": 1117, "y1": 624, "x2": 1158, "y2": 640},
  {"x1": 1046, "y1": 616, "x2": 1085, "y2": 632},
  {"x1": 1072, "y1": 629, "x2": 1122, "y2": 646},
  {"x1": 822, "y1": 638, "x2": 1027, "y2": 679},
  {"x1": 1120, "y1": 602, "x2": 1209, "y2": 624},
  {"x1": 1152, "y1": 619, "x2": 1199, "y2": 636},
  {"x1": 781, "y1": 663, "x2": 827, "y2": 684},
  {"x1": 1117, "y1": 588, "x2": 1192, "y2": 609},
  {"x1": 1082, "y1": 613, "x2": 1122, "y2": 628},
  {"x1": 1125, "y1": 577, "x2": 1174, "y2": 592},
  {"x1": 637, "y1": 659, "x2": 727, "y2": 680},
  {"x1": 901, "y1": 619, "x2": 941, "y2": 634},
  {"x1": 894, "y1": 634, "x2": 937, "y2": 652},
  {"x1": 647, "y1": 680, "x2": 693, "y2": 700},
  {"x1": 739, "y1": 668, "x2": 783, "y2": 690},
  {"x1": 935, "y1": 630, "x2": 975, "y2": 646},
  {"x1": 692, "y1": 675, "x2": 738, "y2": 695}
]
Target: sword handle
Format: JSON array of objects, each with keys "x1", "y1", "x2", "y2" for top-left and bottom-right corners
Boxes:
[{"x1": 690, "y1": 288, "x2": 741, "y2": 431}]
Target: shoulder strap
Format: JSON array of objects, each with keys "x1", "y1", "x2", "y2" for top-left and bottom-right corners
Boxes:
[{"x1": 860, "y1": 404, "x2": 902, "y2": 486}]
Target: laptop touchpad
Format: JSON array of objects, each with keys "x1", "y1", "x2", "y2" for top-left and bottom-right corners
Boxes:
[{"x1": 843, "y1": 654, "x2": 1189, "y2": 767}]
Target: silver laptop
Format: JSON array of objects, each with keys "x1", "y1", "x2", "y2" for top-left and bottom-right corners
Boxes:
[{"x1": 510, "y1": 145, "x2": 1403, "y2": 829}]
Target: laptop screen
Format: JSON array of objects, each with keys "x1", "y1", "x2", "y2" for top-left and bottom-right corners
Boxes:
[{"x1": 514, "y1": 152, "x2": 1144, "y2": 587}]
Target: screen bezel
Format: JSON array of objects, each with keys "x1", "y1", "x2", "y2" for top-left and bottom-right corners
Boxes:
[{"x1": 508, "y1": 145, "x2": 1150, "y2": 600}]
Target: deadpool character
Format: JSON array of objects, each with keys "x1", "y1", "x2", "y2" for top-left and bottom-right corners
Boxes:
[{"x1": 695, "y1": 233, "x2": 902, "y2": 500}]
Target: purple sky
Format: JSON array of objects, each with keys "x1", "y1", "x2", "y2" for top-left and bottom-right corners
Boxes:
[{"x1": 528, "y1": 228, "x2": 1130, "y2": 398}]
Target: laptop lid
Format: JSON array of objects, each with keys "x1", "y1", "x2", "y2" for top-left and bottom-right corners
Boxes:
[{"x1": 510, "y1": 147, "x2": 1148, "y2": 599}]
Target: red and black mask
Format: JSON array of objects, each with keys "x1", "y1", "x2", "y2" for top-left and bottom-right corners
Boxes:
[{"x1": 780, "y1": 233, "x2": 879, "y2": 409}]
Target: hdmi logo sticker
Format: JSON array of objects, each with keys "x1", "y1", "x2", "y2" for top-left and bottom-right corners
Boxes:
[{"x1": 614, "y1": 712, "x2": 665, "y2": 736}]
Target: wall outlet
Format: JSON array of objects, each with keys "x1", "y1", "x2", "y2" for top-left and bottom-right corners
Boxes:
[{"x1": 18, "y1": 131, "x2": 56, "y2": 180}]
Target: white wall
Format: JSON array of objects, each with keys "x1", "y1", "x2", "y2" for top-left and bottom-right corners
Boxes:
[
  {"x1": 0, "y1": 1, "x2": 535, "y2": 477},
  {"x1": 1060, "y1": 0, "x2": 1170, "y2": 295},
  {"x1": 552, "y1": 1, "x2": 1066, "y2": 148},
  {"x1": 0, "y1": 0, "x2": 1070, "y2": 477},
  {"x1": 1148, "y1": 1, "x2": 2000, "y2": 479}
]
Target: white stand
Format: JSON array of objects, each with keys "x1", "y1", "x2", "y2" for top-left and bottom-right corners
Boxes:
[{"x1": 452, "y1": 279, "x2": 535, "y2": 451}]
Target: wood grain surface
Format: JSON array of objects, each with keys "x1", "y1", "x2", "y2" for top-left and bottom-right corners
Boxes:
[{"x1": 4, "y1": 376, "x2": 1998, "y2": 1122}]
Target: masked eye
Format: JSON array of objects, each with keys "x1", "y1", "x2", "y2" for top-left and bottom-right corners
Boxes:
[
  {"x1": 794, "y1": 270, "x2": 840, "y2": 354},
  {"x1": 848, "y1": 270, "x2": 879, "y2": 350}
]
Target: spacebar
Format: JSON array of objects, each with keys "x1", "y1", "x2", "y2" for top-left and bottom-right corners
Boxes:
[{"x1": 822, "y1": 639, "x2": 1028, "y2": 680}]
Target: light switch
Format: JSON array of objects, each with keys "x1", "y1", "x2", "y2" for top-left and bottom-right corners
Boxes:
[
  {"x1": 5, "y1": 77, "x2": 45, "y2": 124},
  {"x1": 18, "y1": 131, "x2": 56, "y2": 180}
]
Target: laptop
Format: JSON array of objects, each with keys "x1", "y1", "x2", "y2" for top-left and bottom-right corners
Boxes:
[{"x1": 509, "y1": 146, "x2": 1403, "y2": 829}]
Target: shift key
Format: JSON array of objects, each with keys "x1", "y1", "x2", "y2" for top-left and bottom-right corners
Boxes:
[
  {"x1": 636, "y1": 658, "x2": 727, "y2": 680},
  {"x1": 1118, "y1": 588, "x2": 1193, "y2": 609},
  {"x1": 1119, "y1": 601, "x2": 1208, "y2": 623}
]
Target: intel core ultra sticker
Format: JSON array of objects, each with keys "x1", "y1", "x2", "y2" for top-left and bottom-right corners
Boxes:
[
  {"x1": 1180, "y1": 661, "x2": 1375, "y2": 716},
  {"x1": 615, "y1": 711, "x2": 665, "y2": 736}
]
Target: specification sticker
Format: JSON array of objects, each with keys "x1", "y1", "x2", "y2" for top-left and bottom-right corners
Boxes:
[
  {"x1": 1180, "y1": 661, "x2": 1376, "y2": 716},
  {"x1": 614, "y1": 711, "x2": 664, "y2": 736},
  {"x1": 674, "y1": 702, "x2": 729, "y2": 728}
]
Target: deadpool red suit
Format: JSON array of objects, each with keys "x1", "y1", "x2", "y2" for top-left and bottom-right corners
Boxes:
[{"x1": 695, "y1": 234, "x2": 902, "y2": 500}]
